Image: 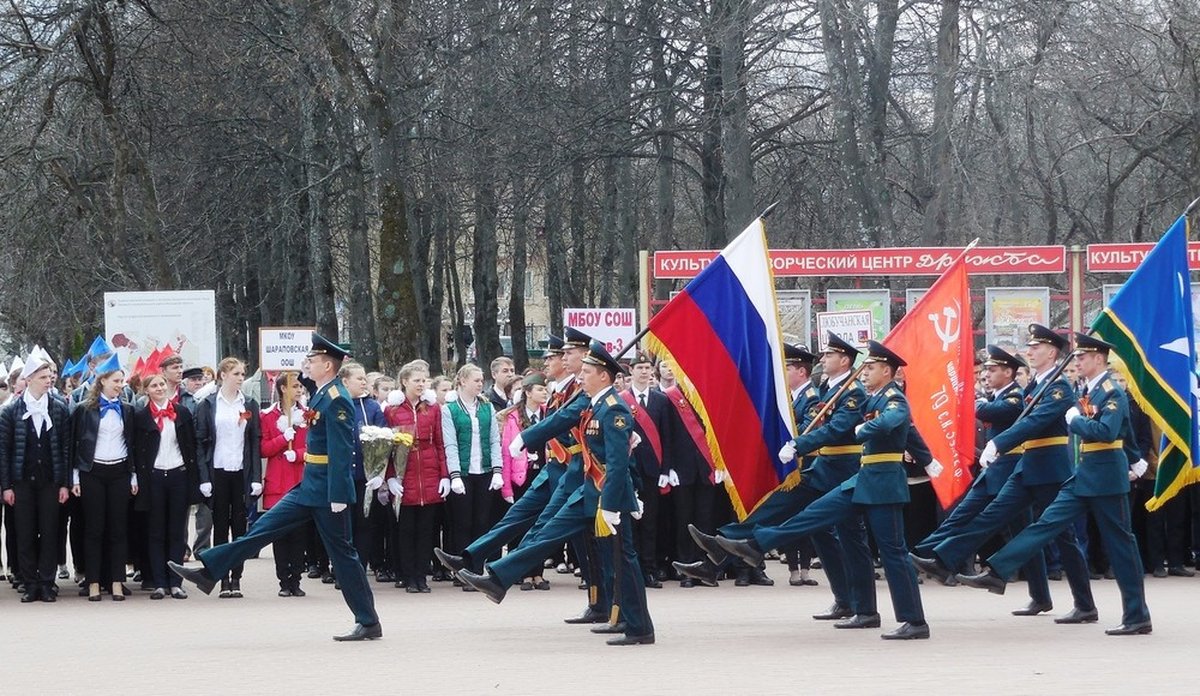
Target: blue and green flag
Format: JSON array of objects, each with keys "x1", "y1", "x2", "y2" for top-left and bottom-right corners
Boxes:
[{"x1": 1092, "y1": 215, "x2": 1200, "y2": 511}]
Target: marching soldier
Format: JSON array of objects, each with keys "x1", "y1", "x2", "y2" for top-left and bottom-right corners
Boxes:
[
  {"x1": 717, "y1": 341, "x2": 931, "y2": 639},
  {"x1": 912, "y1": 324, "x2": 1097, "y2": 626},
  {"x1": 958, "y1": 334, "x2": 1152, "y2": 636},
  {"x1": 171, "y1": 334, "x2": 381, "y2": 641},
  {"x1": 688, "y1": 333, "x2": 867, "y2": 621},
  {"x1": 912, "y1": 345, "x2": 1056, "y2": 616}
]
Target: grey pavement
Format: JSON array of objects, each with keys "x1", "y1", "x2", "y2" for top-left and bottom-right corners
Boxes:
[{"x1": 1, "y1": 555, "x2": 1194, "y2": 695}]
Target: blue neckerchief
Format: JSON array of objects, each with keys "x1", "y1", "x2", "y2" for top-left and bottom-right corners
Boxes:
[{"x1": 99, "y1": 396, "x2": 123, "y2": 419}]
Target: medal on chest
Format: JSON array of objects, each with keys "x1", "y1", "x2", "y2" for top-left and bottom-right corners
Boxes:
[{"x1": 586, "y1": 418, "x2": 600, "y2": 437}]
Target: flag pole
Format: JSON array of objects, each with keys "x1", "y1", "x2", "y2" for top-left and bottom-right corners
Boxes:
[
  {"x1": 616, "y1": 202, "x2": 781, "y2": 361},
  {"x1": 1184, "y1": 195, "x2": 1200, "y2": 218}
]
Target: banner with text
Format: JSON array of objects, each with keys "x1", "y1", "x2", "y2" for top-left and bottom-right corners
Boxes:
[
  {"x1": 985, "y1": 287, "x2": 1050, "y2": 349},
  {"x1": 653, "y1": 246, "x2": 1066, "y2": 279},
  {"x1": 104, "y1": 291, "x2": 217, "y2": 371},
  {"x1": 828, "y1": 289, "x2": 891, "y2": 341},
  {"x1": 816, "y1": 310, "x2": 873, "y2": 352},
  {"x1": 259, "y1": 327, "x2": 314, "y2": 372},
  {"x1": 1088, "y1": 242, "x2": 1200, "y2": 272},
  {"x1": 564, "y1": 308, "x2": 637, "y2": 355}
]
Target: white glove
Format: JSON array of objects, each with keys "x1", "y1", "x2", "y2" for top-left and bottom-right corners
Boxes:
[
  {"x1": 489, "y1": 472, "x2": 504, "y2": 491},
  {"x1": 778, "y1": 441, "x2": 797, "y2": 464},
  {"x1": 1131, "y1": 458, "x2": 1148, "y2": 478},
  {"x1": 283, "y1": 427, "x2": 296, "y2": 442},
  {"x1": 925, "y1": 459, "x2": 944, "y2": 478},
  {"x1": 199, "y1": 482, "x2": 213, "y2": 497},
  {"x1": 628, "y1": 432, "x2": 642, "y2": 451},
  {"x1": 980, "y1": 440, "x2": 998, "y2": 468},
  {"x1": 667, "y1": 469, "x2": 680, "y2": 487},
  {"x1": 508, "y1": 434, "x2": 525, "y2": 458},
  {"x1": 450, "y1": 477, "x2": 466, "y2": 495},
  {"x1": 713, "y1": 468, "x2": 726, "y2": 484},
  {"x1": 854, "y1": 422, "x2": 866, "y2": 436},
  {"x1": 1128, "y1": 470, "x2": 1139, "y2": 482},
  {"x1": 503, "y1": 495, "x2": 515, "y2": 504},
  {"x1": 387, "y1": 477, "x2": 403, "y2": 498},
  {"x1": 601, "y1": 509, "x2": 621, "y2": 527},
  {"x1": 366, "y1": 476, "x2": 384, "y2": 491},
  {"x1": 283, "y1": 450, "x2": 296, "y2": 462},
  {"x1": 657, "y1": 474, "x2": 669, "y2": 488},
  {"x1": 632, "y1": 495, "x2": 644, "y2": 520},
  {"x1": 72, "y1": 468, "x2": 80, "y2": 486},
  {"x1": 376, "y1": 489, "x2": 390, "y2": 506},
  {"x1": 331, "y1": 502, "x2": 347, "y2": 513},
  {"x1": 130, "y1": 474, "x2": 139, "y2": 490},
  {"x1": 1064, "y1": 407, "x2": 1081, "y2": 425},
  {"x1": 250, "y1": 482, "x2": 262, "y2": 497},
  {"x1": 422, "y1": 388, "x2": 437, "y2": 405},
  {"x1": 437, "y1": 478, "x2": 451, "y2": 498}
]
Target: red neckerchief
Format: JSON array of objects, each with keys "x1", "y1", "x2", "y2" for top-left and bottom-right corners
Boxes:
[{"x1": 151, "y1": 401, "x2": 177, "y2": 431}]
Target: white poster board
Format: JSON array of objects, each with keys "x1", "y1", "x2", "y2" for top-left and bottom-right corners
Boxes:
[
  {"x1": 259, "y1": 327, "x2": 314, "y2": 372},
  {"x1": 985, "y1": 287, "x2": 1050, "y2": 348},
  {"x1": 104, "y1": 290, "x2": 217, "y2": 371},
  {"x1": 563, "y1": 308, "x2": 637, "y2": 355},
  {"x1": 776, "y1": 289, "x2": 812, "y2": 348},
  {"x1": 816, "y1": 310, "x2": 873, "y2": 351},
  {"x1": 827, "y1": 289, "x2": 891, "y2": 340}
]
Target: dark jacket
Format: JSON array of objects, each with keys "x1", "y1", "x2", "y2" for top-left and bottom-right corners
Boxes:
[
  {"x1": 0, "y1": 396, "x2": 72, "y2": 490},
  {"x1": 69, "y1": 398, "x2": 137, "y2": 475},
  {"x1": 132, "y1": 402, "x2": 202, "y2": 510},
  {"x1": 351, "y1": 396, "x2": 387, "y2": 482},
  {"x1": 194, "y1": 392, "x2": 262, "y2": 507},
  {"x1": 660, "y1": 389, "x2": 712, "y2": 486},
  {"x1": 623, "y1": 388, "x2": 671, "y2": 480}
]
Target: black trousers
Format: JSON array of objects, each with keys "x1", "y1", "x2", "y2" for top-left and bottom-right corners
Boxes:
[
  {"x1": 307, "y1": 519, "x2": 329, "y2": 571},
  {"x1": 368, "y1": 495, "x2": 395, "y2": 571},
  {"x1": 146, "y1": 468, "x2": 189, "y2": 589},
  {"x1": 57, "y1": 494, "x2": 85, "y2": 573},
  {"x1": 350, "y1": 480, "x2": 370, "y2": 569},
  {"x1": 634, "y1": 474, "x2": 662, "y2": 575},
  {"x1": 210, "y1": 469, "x2": 248, "y2": 579},
  {"x1": 447, "y1": 473, "x2": 498, "y2": 555},
  {"x1": 81, "y1": 464, "x2": 130, "y2": 586},
  {"x1": 673, "y1": 483, "x2": 717, "y2": 564},
  {"x1": 273, "y1": 525, "x2": 307, "y2": 586},
  {"x1": 398, "y1": 503, "x2": 440, "y2": 583},
  {"x1": 2, "y1": 501, "x2": 18, "y2": 577},
  {"x1": 13, "y1": 479, "x2": 60, "y2": 588},
  {"x1": 1142, "y1": 481, "x2": 1191, "y2": 569}
]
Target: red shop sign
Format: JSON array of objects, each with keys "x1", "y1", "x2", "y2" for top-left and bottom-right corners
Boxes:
[{"x1": 1086, "y1": 242, "x2": 1200, "y2": 272}]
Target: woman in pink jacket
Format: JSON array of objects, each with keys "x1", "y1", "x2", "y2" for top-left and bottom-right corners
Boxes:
[
  {"x1": 259, "y1": 373, "x2": 309, "y2": 597},
  {"x1": 498, "y1": 372, "x2": 550, "y2": 590}
]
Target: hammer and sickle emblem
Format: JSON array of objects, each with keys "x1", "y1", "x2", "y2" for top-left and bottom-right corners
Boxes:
[{"x1": 928, "y1": 302, "x2": 960, "y2": 352}]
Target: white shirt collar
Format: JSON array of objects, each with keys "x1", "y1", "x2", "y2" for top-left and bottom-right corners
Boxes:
[
  {"x1": 825, "y1": 371, "x2": 850, "y2": 389},
  {"x1": 590, "y1": 386, "x2": 615, "y2": 406},
  {"x1": 1034, "y1": 367, "x2": 1056, "y2": 384},
  {"x1": 1084, "y1": 370, "x2": 1108, "y2": 394},
  {"x1": 631, "y1": 383, "x2": 652, "y2": 399},
  {"x1": 217, "y1": 390, "x2": 244, "y2": 407},
  {"x1": 992, "y1": 381, "x2": 1016, "y2": 397}
]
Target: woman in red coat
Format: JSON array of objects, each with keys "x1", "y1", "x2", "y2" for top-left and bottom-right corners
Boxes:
[
  {"x1": 384, "y1": 360, "x2": 449, "y2": 593},
  {"x1": 259, "y1": 373, "x2": 309, "y2": 596}
]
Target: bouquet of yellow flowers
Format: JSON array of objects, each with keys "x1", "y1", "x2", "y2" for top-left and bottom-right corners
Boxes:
[{"x1": 359, "y1": 426, "x2": 414, "y2": 517}]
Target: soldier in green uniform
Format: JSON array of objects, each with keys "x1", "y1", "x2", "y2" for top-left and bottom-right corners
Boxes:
[
  {"x1": 171, "y1": 334, "x2": 381, "y2": 641},
  {"x1": 718, "y1": 341, "x2": 931, "y2": 640},
  {"x1": 958, "y1": 333, "x2": 1152, "y2": 636}
]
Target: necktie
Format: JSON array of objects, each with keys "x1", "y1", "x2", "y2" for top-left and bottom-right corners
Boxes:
[
  {"x1": 639, "y1": 393, "x2": 646, "y2": 408},
  {"x1": 100, "y1": 397, "x2": 122, "y2": 419},
  {"x1": 151, "y1": 401, "x2": 177, "y2": 431}
]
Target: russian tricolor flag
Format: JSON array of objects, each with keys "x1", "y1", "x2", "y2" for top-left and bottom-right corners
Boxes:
[{"x1": 645, "y1": 218, "x2": 794, "y2": 518}]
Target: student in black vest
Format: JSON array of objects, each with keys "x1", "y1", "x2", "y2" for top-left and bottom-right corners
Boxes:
[
  {"x1": 69, "y1": 356, "x2": 138, "y2": 601},
  {"x1": 134, "y1": 373, "x2": 200, "y2": 599},
  {"x1": 441, "y1": 364, "x2": 503, "y2": 565},
  {"x1": 0, "y1": 354, "x2": 70, "y2": 601},
  {"x1": 195, "y1": 357, "x2": 262, "y2": 598}
]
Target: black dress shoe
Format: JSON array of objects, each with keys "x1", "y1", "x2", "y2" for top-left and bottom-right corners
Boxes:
[
  {"x1": 21, "y1": 589, "x2": 39, "y2": 603},
  {"x1": 168, "y1": 562, "x2": 217, "y2": 595},
  {"x1": 1168, "y1": 565, "x2": 1195, "y2": 577},
  {"x1": 1153, "y1": 568, "x2": 1168, "y2": 578},
  {"x1": 688, "y1": 525, "x2": 728, "y2": 565},
  {"x1": 434, "y1": 548, "x2": 466, "y2": 573},
  {"x1": 563, "y1": 607, "x2": 608, "y2": 624},
  {"x1": 457, "y1": 570, "x2": 507, "y2": 605},
  {"x1": 1011, "y1": 600, "x2": 1053, "y2": 616},
  {"x1": 734, "y1": 571, "x2": 750, "y2": 587},
  {"x1": 813, "y1": 603, "x2": 854, "y2": 620},
  {"x1": 607, "y1": 633, "x2": 655, "y2": 646},
  {"x1": 332, "y1": 623, "x2": 383, "y2": 641},
  {"x1": 673, "y1": 560, "x2": 719, "y2": 586},
  {"x1": 910, "y1": 553, "x2": 955, "y2": 586},
  {"x1": 1054, "y1": 607, "x2": 1099, "y2": 624},
  {"x1": 955, "y1": 570, "x2": 1007, "y2": 595},
  {"x1": 306, "y1": 566, "x2": 322, "y2": 579},
  {"x1": 406, "y1": 585, "x2": 422, "y2": 593},
  {"x1": 748, "y1": 568, "x2": 774, "y2": 586},
  {"x1": 882, "y1": 622, "x2": 930, "y2": 640},
  {"x1": 834, "y1": 613, "x2": 882, "y2": 629},
  {"x1": 278, "y1": 588, "x2": 294, "y2": 597},
  {"x1": 644, "y1": 574, "x2": 663, "y2": 589},
  {"x1": 590, "y1": 622, "x2": 628, "y2": 634},
  {"x1": 715, "y1": 537, "x2": 764, "y2": 567},
  {"x1": 1046, "y1": 569, "x2": 1064, "y2": 581},
  {"x1": 680, "y1": 578, "x2": 695, "y2": 588},
  {"x1": 1105, "y1": 620, "x2": 1152, "y2": 636},
  {"x1": 291, "y1": 585, "x2": 306, "y2": 598}
]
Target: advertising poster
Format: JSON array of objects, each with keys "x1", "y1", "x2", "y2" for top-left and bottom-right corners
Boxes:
[
  {"x1": 985, "y1": 287, "x2": 1050, "y2": 348},
  {"x1": 104, "y1": 291, "x2": 217, "y2": 371},
  {"x1": 827, "y1": 289, "x2": 891, "y2": 341}
]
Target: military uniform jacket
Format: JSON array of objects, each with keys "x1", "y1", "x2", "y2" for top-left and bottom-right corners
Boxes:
[
  {"x1": 976, "y1": 382, "x2": 1024, "y2": 495},
  {"x1": 793, "y1": 376, "x2": 866, "y2": 493},
  {"x1": 585, "y1": 388, "x2": 637, "y2": 514},
  {"x1": 296, "y1": 379, "x2": 357, "y2": 507},
  {"x1": 1067, "y1": 372, "x2": 1135, "y2": 497},
  {"x1": 844, "y1": 381, "x2": 913, "y2": 505},
  {"x1": 521, "y1": 388, "x2": 588, "y2": 496},
  {"x1": 990, "y1": 375, "x2": 1074, "y2": 486},
  {"x1": 791, "y1": 382, "x2": 820, "y2": 471}
]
